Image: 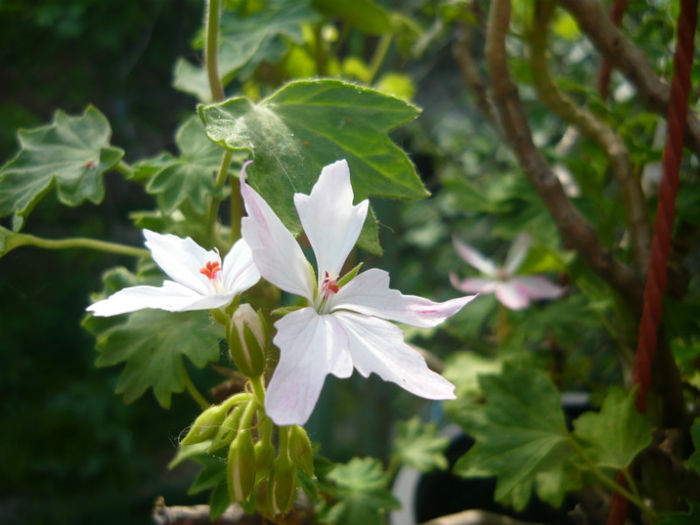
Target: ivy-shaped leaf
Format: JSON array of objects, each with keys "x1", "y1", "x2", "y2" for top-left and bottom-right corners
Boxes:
[
  {"x1": 173, "y1": 0, "x2": 319, "y2": 101},
  {"x1": 573, "y1": 387, "x2": 652, "y2": 470},
  {"x1": 83, "y1": 267, "x2": 224, "y2": 408},
  {"x1": 452, "y1": 362, "x2": 579, "y2": 511},
  {"x1": 392, "y1": 417, "x2": 449, "y2": 473},
  {"x1": 0, "y1": 106, "x2": 124, "y2": 231},
  {"x1": 318, "y1": 457, "x2": 400, "y2": 525},
  {"x1": 135, "y1": 117, "x2": 226, "y2": 215},
  {"x1": 199, "y1": 79, "x2": 425, "y2": 254}
]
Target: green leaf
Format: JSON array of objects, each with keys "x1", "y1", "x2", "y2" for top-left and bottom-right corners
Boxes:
[
  {"x1": 689, "y1": 418, "x2": 700, "y2": 475},
  {"x1": 573, "y1": 387, "x2": 652, "y2": 470},
  {"x1": 199, "y1": 79, "x2": 425, "y2": 254},
  {"x1": 442, "y1": 352, "x2": 502, "y2": 401},
  {"x1": 452, "y1": 362, "x2": 578, "y2": 511},
  {"x1": 84, "y1": 277, "x2": 224, "y2": 408},
  {"x1": 0, "y1": 106, "x2": 124, "y2": 231},
  {"x1": 319, "y1": 457, "x2": 400, "y2": 525},
  {"x1": 173, "y1": 0, "x2": 319, "y2": 101},
  {"x1": 137, "y1": 117, "x2": 226, "y2": 215},
  {"x1": 393, "y1": 417, "x2": 449, "y2": 472}
]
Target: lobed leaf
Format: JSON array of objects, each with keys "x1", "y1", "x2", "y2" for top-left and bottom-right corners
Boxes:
[
  {"x1": 199, "y1": 79, "x2": 425, "y2": 254},
  {"x1": 392, "y1": 417, "x2": 449, "y2": 473},
  {"x1": 0, "y1": 106, "x2": 123, "y2": 231}
]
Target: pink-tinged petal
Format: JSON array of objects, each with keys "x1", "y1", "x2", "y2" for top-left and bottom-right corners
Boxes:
[
  {"x1": 240, "y1": 175, "x2": 314, "y2": 301},
  {"x1": 333, "y1": 311, "x2": 456, "y2": 400},
  {"x1": 510, "y1": 276, "x2": 565, "y2": 300},
  {"x1": 503, "y1": 232, "x2": 530, "y2": 276},
  {"x1": 494, "y1": 281, "x2": 531, "y2": 310},
  {"x1": 294, "y1": 160, "x2": 369, "y2": 277},
  {"x1": 222, "y1": 238, "x2": 260, "y2": 294},
  {"x1": 331, "y1": 268, "x2": 477, "y2": 328},
  {"x1": 143, "y1": 229, "x2": 215, "y2": 296},
  {"x1": 452, "y1": 234, "x2": 497, "y2": 277},
  {"x1": 86, "y1": 281, "x2": 234, "y2": 316},
  {"x1": 449, "y1": 272, "x2": 498, "y2": 294},
  {"x1": 266, "y1": 308, "x2": 353, "y2": 426}
]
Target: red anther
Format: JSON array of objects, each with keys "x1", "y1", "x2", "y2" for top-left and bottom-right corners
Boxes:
[
  {"x1": 86, "y1": 161, "x2": 95, "y2": 168},
  {"x1": 200, "y1": 261, "x2": 222, "y2": 279},
  {"x1": 322, "y1": 271, "x2": 340, "y2": 294}
]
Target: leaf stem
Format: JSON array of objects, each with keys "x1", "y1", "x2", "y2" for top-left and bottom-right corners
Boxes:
[
  {"x1": 204, "y1": 0, "x2": 224, "y2": 102},
  {"x1": 367, "y1": 34, "x2": 392, "y2": 84},
  {"x1": 206, "y1": 149, "x2": 233, "y2": 241},
  {"x1": 182, "y1": 365, "x2": 210, "y2": 410},
  {"x1": 114, "y1": 160, "x2": 134, "y2": 178},
  {"x1": 5, "y1": 231, "x2": 149, "y2": 258},
  {"x1": 568, "y1": 437, "x2": 657, "y2": 522},
  {"x1": 249, "y1": 375, "x2": 266, "y2": 406}
]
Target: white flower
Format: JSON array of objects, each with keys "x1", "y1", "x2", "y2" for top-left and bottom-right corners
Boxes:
[
  {"x1": 450, "y1": 233, "x2": 564, "y2": 310},
  {"x1": 241, "y1": 159, "x2": 476, "y2": 425},
  {"x1": 87, "y1": 230, "x2": 260, "y2": 316}
]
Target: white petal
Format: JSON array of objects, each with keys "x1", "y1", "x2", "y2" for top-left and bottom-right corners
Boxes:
[
  {"x1": 452, "y1": 234, "x2": 497, "y2": 276},
  {"x1": 331, "y1": 268, "x2": 477, "y2": 328},
  {"x1": 449, "y1": 273, "x2": 498, "y2": 294},
  {"x1": 222, "y1": 238, "x2": 260, "y2": 294},
  {"x1": 503, "y1": 233, "x2": 530, "y2": 276},
  {"x1": 240, "y1": 175, "x2": 314, "y2": 301},
  {"x1": 86, "y1": 281, "x2": 234, "y2": 316},
  {"x1": 510, "y1": 276, "x2": 565, "y2": 300},
  {"x1": 265, "y1": 308, "x2": 353, "y2": 426},
  {"x1": 494, "y1": 281, "x2": 531, "y2": 310},
  {"x1": 333, "y1": 311, "x2": 455, "y2": 400},
  {"x1": 294, "y1": 160, "x2": 369, "y2": 277},
  {"x1": 143, "y1": 229, "x2": 216, "y2": 295}
]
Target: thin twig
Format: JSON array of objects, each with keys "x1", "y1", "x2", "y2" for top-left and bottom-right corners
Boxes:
[
  {"x1": 485, "y1": 0, "x2": 642, "y2": 312},
  {"x1": 528, "y1": 1, "x2": 650, "y2": 271}
]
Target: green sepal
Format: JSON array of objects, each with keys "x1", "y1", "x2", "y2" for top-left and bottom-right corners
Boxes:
[
  {"x1": 227, "y1": 428, "x2": 257, "y2": 503},
  {"x1": 208, "y1": 403, "x2": 245, "y2": 453},
  {"x1": 227, "y1": 304, "x2": 267, "y2": 378},
  {"x1": 271, "y1": 306, "x2": 305, "y2": 316},
  {"x1": 337, "y1": 262, "x2": 363, "y2": 288},
  {"x1": 181, "y1": 404, "x2": 228, "y2": 445},
  {"x1": 289, "y1": 425, "x2": 315, "y2": 477},
  {"x1": 269, "y1": 455, "x2": 297, "y2": 516}
]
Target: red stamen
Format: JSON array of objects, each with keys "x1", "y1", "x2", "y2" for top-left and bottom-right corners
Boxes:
[
  {"x1": 322, "y1": 271, "x2": 340, "y2": 295},
  {"x1": 200, "y1": 261, "x2": 221, "y2": 279}
]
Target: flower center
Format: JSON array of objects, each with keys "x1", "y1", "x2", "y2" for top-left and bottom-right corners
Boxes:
[
  {"x1": 200, "y1": 261, "x2": 222, "y2": 280},
  {"x1": 321, "y1": 271, "x2": 340, "y2": 298},
  {"x1": 496, "y1": 267, "x2": 509, "y2": 281}
]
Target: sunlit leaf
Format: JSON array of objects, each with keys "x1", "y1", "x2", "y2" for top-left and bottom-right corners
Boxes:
[
  {"x1": 393, "y1": 417, "x2": 449, "y2": 472},
  {"x1": 0, "y1": 106, "x2": 123, "y2": 230},
  {"x1": 199, "y1": 79, "x2": 425, "y2": 254},
  {"x1": 312, "y1": 0, "x2": 392, "y2": 35},
  {"x1": 452, "y1": 362, "x2": 579, "y2": 511},
  {"x1": 573, "y1": 387, "x2": 652, "y2": 470}
]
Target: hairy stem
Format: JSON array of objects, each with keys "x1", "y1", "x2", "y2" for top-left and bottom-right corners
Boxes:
[
  {"x1": 367, "y1": 34, "x2": 392, "y2": 84},
  {"x1": 204, "y1": 0, "x2": 224, "y2": 102},
  {"x1": 4, "y1": 232, "x2": 149, "y2": 258},
  {"x1": 529, "y1": 1, "x2": 650, "y2": 271}
]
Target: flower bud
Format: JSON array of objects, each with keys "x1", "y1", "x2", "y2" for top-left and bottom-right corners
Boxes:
[
  {"x1": 227, "y1": 428, "x2": 257, "y2": 504},
  {"x1": 228, "y1": 304, "x2": 267, "y2": 378},
  {"x1": 254, "y1": 439, "x2": 275, "y2": 475},
  {"x1": 268, "y1": 456, "x2": 296, "y2": 515},
  {"x1": 208, "y1": 403, "x2": 245, "y2": 453},
  {"x1": 289, "y1": 425, "x2": 314, "y2": 477},
  {"x1": 180, "y1": 404, "x2": 227, "y2": 445}
]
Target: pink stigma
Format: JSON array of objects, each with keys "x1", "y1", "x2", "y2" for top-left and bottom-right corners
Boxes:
[{"x1": 200, "y1": 261, "x2": 222, "y2": 279}]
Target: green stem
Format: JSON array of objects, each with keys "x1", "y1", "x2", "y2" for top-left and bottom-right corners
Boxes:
[
  {"x1": 240, "y1": 396, "x2": 259, "y2": 430},
  {"x1": 249, "y1": 375, "x2": 266, "y2": 406},
  {"x1": 385, "y1": 455, "x2": 401, "y2": 484},
  {"x1": 6, "y1": 232, "x2": 149, "y2": 258},
  {"x1": 114, "y1": 160, "x2": 133, "y2": 178},
  {"x1": 206, "y1": 149, "x2": 233, "y2": 241},
  {"x1": 568, "y1": 437, "x2": 657, "y2": 522},
  {"x1": 204, "y1": 0, "x2": 224, "y2": 102},
  {"x1": 278, "y1": 425, "x2": 291, "y2": 462},
  {"x1": 182, "y1": 365, "x2": 210, "y2": 409},
  {"x1": 367, "y1": 34, "x2": 392, "y2": 84},
  {"x1": 229, "y1": 176, "x2": 243, "y2": 242}
]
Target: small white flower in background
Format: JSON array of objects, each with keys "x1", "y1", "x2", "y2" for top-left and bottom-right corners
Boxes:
[
  {"x1": 87, "y1": 230, "x2": 260, "y2": 316},
  {"x1": 450, "y1": 232, "x2": 565, "y2": 310},
  {"x1": 240, "y1": 159, "x2": 477, "y2": 426}
]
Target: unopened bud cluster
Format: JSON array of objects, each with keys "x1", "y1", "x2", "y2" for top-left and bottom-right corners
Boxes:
[{"x1": 178, "y1": 304, "x2": 314, "y2": 518}]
